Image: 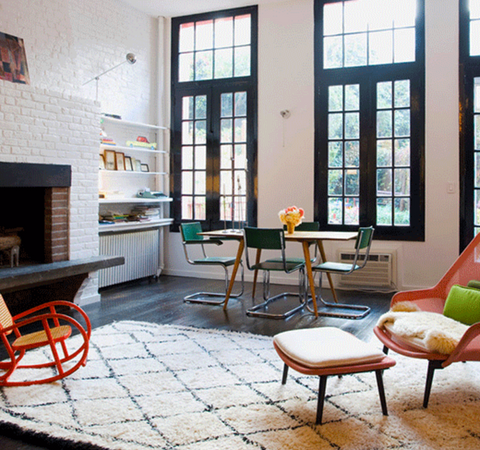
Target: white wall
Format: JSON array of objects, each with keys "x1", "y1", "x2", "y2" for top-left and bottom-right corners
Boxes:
[
  {"x1": 0, "y1": 0, "x2": 463, "y2": 293},
  {"x1": 164, "y1": 0, "x2": 462, "y2": 291}
]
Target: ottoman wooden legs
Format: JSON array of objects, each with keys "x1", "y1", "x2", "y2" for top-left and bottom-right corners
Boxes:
[{"x1": 273, "y1": 327, "x2": 396, "y2": 424}]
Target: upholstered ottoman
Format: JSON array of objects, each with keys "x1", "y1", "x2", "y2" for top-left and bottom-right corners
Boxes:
[{"x1": 273, "y1": 327, "x2": 396, "y2": 424}]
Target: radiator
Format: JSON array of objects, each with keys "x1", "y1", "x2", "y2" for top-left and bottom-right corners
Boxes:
[
  {"x1": 336, "y1": 250, "x2": 396, "y2": 289},
  {"x1": 98, "y1": 229, "x2": 160, "y2": 288}
]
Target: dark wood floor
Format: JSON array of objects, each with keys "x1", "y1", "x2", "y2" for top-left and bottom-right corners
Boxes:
[{"x1": 0, "y1": 275, "x2": 393, "y2": 449}]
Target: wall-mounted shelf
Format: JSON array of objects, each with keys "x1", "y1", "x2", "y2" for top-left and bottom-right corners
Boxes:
[
  {"x1": 99, "y1": 198, "x2": 172, "y2": 204},
  {"x1": 100, "y1": 144, "x2": 168, "y2": 155},
  {"x1": 101, "y1": 116, "x2": 168, "y2": 131},
  {"x1": 98, "y1": 218, "x2": 173, "y2": 233},
  {"x1": 100, "y1": 169, "x2": 168, "y2": 176}
]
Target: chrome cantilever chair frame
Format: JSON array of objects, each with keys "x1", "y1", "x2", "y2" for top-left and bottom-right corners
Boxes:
[
  {"x1": 244, "y1": 227, "x2": 307, "y2": 319},
  {"x1": 309, "y1": 226, "x2": 374, "y2": 319},
  {"x1": 181, "y1": 222, "x2": 244, "y2": 305}
]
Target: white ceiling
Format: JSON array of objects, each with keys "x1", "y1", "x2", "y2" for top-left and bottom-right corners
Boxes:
[{"x1": 118, "y1": 0, "x2": 279, "y2": 17}]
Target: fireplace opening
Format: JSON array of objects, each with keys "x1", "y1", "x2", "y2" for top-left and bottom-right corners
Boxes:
[{"x1": 0, "y1": 162, "x2": 71, "y2": 269}]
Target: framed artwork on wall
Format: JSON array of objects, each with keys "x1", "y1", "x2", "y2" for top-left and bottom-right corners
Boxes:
[
  {"x1": 115, "y1": 152, "x2": 125, "y2": 171},
  {"x1": 104, "y1": 150, "x2": 116, "y2": 170},
  {"x1": 0, "y1": 32, "x2": 30, "y2": 85},
  {"x1": 99, "y1": 154, "x2": 105, "y2": 170},
  {"x1": 141, "y1": 164, "x2": 149, "y2": 172},
  {"x1": 125, "y1": 156, "x2": 133, "y2": 171}
]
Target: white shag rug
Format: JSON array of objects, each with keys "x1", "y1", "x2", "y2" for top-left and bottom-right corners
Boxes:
[{"x1": 0, "y1": 321, "x2": 480, "y2": 450}]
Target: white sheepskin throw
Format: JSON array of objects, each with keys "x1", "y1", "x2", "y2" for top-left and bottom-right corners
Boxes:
[{"x1": 377, "y1": 303, "x2": 469, "y2": 355}]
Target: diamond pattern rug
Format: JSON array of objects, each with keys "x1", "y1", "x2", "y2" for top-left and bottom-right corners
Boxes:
[{"x1": 0, "y1": 321, "x2": 480, "y2": 449}]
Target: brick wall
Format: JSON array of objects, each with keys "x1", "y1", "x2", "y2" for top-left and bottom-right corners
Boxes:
[{"x1": 0, "y1": 0, "x2": 159, "y2": 304}]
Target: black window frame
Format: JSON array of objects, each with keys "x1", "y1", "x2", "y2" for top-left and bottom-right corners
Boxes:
[
  {"x1": 314, "y1": 0, "x2": 426, "y2": 241},
  {"x1": 170, "y1": 6, "x2": 258, "y2": 232},
  {"x1": 459, "y1": 0, "x2": 480, "y2": 250}
]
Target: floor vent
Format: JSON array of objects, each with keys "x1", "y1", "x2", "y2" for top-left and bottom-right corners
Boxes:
[{"x1": 336, "y1": 250, "x2": 396, "y2": 289}]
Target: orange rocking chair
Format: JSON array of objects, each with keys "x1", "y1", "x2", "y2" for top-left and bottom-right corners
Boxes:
[
  {"x1": 0, "y1": 294, "x2": 91, "y2": 386},
  {"x1": 374, "y1": 233, "x2": 480, "y2": 407}
]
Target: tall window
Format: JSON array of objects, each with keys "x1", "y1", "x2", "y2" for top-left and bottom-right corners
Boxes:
[
  {"x1": 460, "y1": 0, "x2": 480, "y2": 249},
  {"x1": 314, "y1": 0, "x2": 425, "y2": 240},
  {"x1": 171, "y1": 7, "x2": 258, "y2": 230}
]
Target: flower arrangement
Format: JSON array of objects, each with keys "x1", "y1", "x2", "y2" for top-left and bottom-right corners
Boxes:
[{"x1": 278, "y1": 206, "x2": 304, "y2": 233}]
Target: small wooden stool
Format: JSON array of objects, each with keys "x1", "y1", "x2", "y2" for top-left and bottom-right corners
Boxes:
[{"x1": 273, "y1": 327, "x2": 396, "y2": 424}]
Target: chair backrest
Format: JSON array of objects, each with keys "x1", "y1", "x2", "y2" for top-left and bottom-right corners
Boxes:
[
  {"x1": 0, "y1": 295, "x2": 13, "y2": 334},
  {"x1": 243, "y1": 227, "x2": 286, "y2": 270},
  {"x1": 351, "y1": 226, "x2": 374, "y2": 269},
  {"x1": 180, "y1": 222, "x2": 204, "y2": 243}
]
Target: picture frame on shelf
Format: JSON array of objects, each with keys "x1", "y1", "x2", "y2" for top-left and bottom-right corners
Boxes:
[
  {"x1": 99, "y1": 154, "x2": 105, "y2": 170},
  {"x1": 141, "y1": 163, "x2": 150, "y2": 172},
  {"x1": 134, "y1": 159, "x2": 142, "y2": 172},
  {"x1": 104, "y1": 150, "x2": 116, "y2": 170},
  {"x1": 125, "y1": 156, "x2": 133, "y2": 171},
  {"x1": 116, "y1": 152, "x2": 125, "y2": 171}
]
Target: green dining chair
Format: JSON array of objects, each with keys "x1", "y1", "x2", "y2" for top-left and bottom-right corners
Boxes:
[
  {"x1": 243, "y1": 227, "x2": 307, "y2": 319},
  {"x1": 309, "y1": 226, "x2": 374, "y2": 319},
  {"x1": 180, "y1": 222, "x2": 244, "y2": 305}
]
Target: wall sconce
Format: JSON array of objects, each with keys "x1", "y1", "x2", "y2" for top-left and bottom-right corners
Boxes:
[{"x1": 83, "y1": 53, "x2": 137, "y2": 100}]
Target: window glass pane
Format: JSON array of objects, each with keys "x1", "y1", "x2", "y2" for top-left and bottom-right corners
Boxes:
[
  {"x1": 328, "y1": 113, "x2": 343, "y2": 139},
  {"x1": 476, "y1": 153, "x2": 480, "y2": 187},
  {"x1": 476, "y1": 190, "x2": 480, "y2": 226},
  {"x1": 182, "y1": 146, "x2": 193, "y2": 170},
  {"x1": 195, "y1": 96, "x2": 207, "y2": 119},
  {"x1": 472, "y1": 0, "x2": 480, "y2": 19},
  {"x1": 179, "y1": 23, "x2": 194, "y2": 52},
  {"x1": 195, "y1": 121, "x2": 207, "y2": 144},
  {"x1": 220, "y1": 195, "x2": 232, "y2": 221},
  {"x1": 394, "y1": 28, "x2": 415, "y2": 63},
  {"x1": 324, "y1": 36, "x2": 343, "y2": 69},
  {"x1": 329, "y1": 142, "x2": 343, "y2": 167},
  {"x1": 182, "y1": 196, "x2": 193, "y2": 220},
  {"x1": 377, "y1": 110, "x2": 392, "y2": 138},
  {"x1": 235, "y1": 171, "x2": 247, "y2": 195},
  {"x1": 183, "y1": 96, "x2": 194, "y2": 120},
  {"x1": 345, "y1": 197, "x2": 359, "y2": 225},
  {"x1": 235, "y1": 144, "x2": 247, "y2": 169},
  {"x1": 195, "y1": 146, "x2": 206, "y2": 170},
  {"x1": 377, "y1": 198, "x2": 392, "y2": 225},
  {"x1": 214, "y1": 48, "x2": 233, "y2": 78},
  {"x1": 234, "y1": 46, "x2": 251, "y2": 76},
  {"x1": 345, "y1": 141, "x2": 360, "y2": 167},
  {"x1": 234, "y1": 118, "x2": 247, "y2": 142},
  {"x1": 195, "y1": 197, "x2": 206, "y2": 220},
  {"x1": 235, "y1": 14, "x2": 251, "y2": 46},
  {"x1": 394, "y1": 80, "x2": 410, "y2": 108},
  {"x1": 323, "y1": 2, "x2": 343, "y2": 36},
  {"x1": 328, "y1": 198, "x2": 343, "y2": 224},
  {"x1": 345, "y1": 169, "x2": 359, "y2": 196},
  {"x1": 369, "y1": 30, "x2": 393, "y2": 65},
  {"x1": 195, "y1": 51, "x2": 213, "y2": 80},
  {"x1": 475, "y1": 115, "x2": 480, "y2": 149},
  {"x1": 393, "y1": 0, "x2": 416, "y2": 27},
  {"x1": 182, "y1": 172, "x2": 193, "y2": 194},
  {"x1": 196, "y1": 20, "x2": 213, "y2": 50},
  {"x1": 394, "y1": 198, "x2": 410, "y2": 225},
  {"x1": 395, "y1": 139, "x2": 410, "y2": 166},
  {"x1": 377, "y1": 168, "x2": 392, "y2": 195},
  {"x1": 345, "y1": 84, "x2": 360, "y2": 110},
  {"x1": 368, "y1": 0, "x2": 393, "y2": 30},
  {"x1": 182, "y1": 121, "x2": 193, "y2": 145},
  {"x1": 377, "y1": 82, "x2": 392, "y2": 109},
  {"x1": 474, "y1": 79, "x2": 480, "y2": 113},
  {"x1": 395, "y1": 168, "x2": 410, "y2": 195},
  {"x1": 221, "y1": 145, "x2": 232, "y2": 169},
  {"x1": 179, "y1": 53, "x2": 194, "y2": 82},
  {"x1": 215, "y1": 17, "x2": 233, "y2": 48},
  {"x1": 221, "y1": 93, "x2": 233, "y2": 117},
  {"x1": 344, "y1": 0, "x2": 368, "y2": 33},
  {"x1": 235, "y1": 92, "x2": 247, "y2": 116},
  {"x1": 195, "y1": 171, "x2": 206, "y2": 195},
  {"x1": 394, "y1": 109, "x2": 410, "y2": 137},
  {"x1": 470, "y1": 20, "x2": 480, "y2": 56},
  {"x1": 377, "y1": 140, "x2": 392, "y2": 167},
  {"x1": 345, "y1": 113, "x2": 359, "y2": 139},
  {"x1": 329, "y1": 85, "x2": 343, "y2": 112},
  {"x1": 221, "y1": 171, "x2": 232, "y2": 195},
  {"x1": 344, "y1": 33, "x2": 367, "y2": 67},
  {"x1": 221, "y1": 118, "x2": 233, "y2": 142},
  {"x1": 329, "y1": 170, "x2": 344, "y2": 195}
]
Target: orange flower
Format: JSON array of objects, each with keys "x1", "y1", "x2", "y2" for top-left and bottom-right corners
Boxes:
[{"x1": 278, "y1": 206, "x2": 304, "y2": 226}]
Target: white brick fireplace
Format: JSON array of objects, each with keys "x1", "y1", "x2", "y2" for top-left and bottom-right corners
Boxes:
[{"x1": 0, "y1": 80, "x2": 101, "y2": 305}]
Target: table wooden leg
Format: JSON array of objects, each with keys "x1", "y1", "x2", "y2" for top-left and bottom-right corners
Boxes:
[
  {"x1": 251, "y1": 249, "x2": 261, "y2": 298},
  {"x1": 317, "y1": 241, "x2": 339, "y2": 303},
  {"x1": 223, "y1": 238, "x2": 245, "y2": 311},
  {"x1": 302, "y1": 241, "x2": 318, "y2": 317}
]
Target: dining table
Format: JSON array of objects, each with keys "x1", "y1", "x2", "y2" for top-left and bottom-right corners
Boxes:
[{"x1": 199, "y1": 228, "x2": 358, "y2": 317}]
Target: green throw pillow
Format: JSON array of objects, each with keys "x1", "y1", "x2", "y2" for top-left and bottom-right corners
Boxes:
[{"x1": 443, "y1": 284, "x2": 480, "y2": 325}]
